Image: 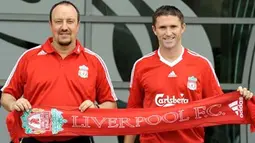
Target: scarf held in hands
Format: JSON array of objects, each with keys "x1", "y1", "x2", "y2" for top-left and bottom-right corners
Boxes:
[{"x1": 6, "y1": 91, "x2": 255, "y2": 143}]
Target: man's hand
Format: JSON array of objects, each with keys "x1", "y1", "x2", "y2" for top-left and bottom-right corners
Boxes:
[
  {"x1": 10, "y1": 97, "x2": 32, "y2": 112},
  {"x1": 237, "y1": 86, "x2": 254, "y2": 100},
  {"x1": 79, "y1": 100, "x2": 99, "y2": 112}
]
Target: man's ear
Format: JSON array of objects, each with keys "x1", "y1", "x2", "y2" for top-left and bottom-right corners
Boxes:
[
  {"x1": 181, "y1": 23, "x2": 186, "y2": 33},
  {"x1": 152, "y1": 25, "x2": 157, "y2": 36},
  {"x1": 49, "y1": 20, "x2": 53, "y2": 33}
]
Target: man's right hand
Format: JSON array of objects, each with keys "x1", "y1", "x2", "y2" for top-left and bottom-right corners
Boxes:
[{"x1": 10, "y1": 98, "x2": 32, "y2": 112}]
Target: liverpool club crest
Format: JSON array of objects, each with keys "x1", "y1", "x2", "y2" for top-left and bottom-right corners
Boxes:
[
  {"x1": 187, "y1": 76, "x2": 197, "y2": 90},
  {"x1": 21, "y1": 108, "x2": 67, "y2": 135},
  {"x1": 78, "y1": 65, "x2": 89, "y2": 78}
]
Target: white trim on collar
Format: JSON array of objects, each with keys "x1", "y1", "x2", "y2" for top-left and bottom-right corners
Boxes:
[{"x1": 158, "y1": 46, "x2": 184, "y2": 67}]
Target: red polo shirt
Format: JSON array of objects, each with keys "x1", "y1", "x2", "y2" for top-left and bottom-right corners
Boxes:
[{"x1": 1, "y1": 37, "x2": 117, "y2": 107}]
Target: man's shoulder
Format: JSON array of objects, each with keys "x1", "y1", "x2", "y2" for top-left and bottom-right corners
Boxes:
[
  {"x1": 134, "y1": 51, "x2": 157, "y2": 67},
  {"x1": 83, "y1": 48, "x2": 99, "y2": 58},
  {"x1": 83, "y1": 48, "x2": 106, "y2": 64},
  {"x1": 20, "y1": 45, "x2": 43, "y2": 59},
  {"x1": 185, "y1": 49, "x2": 212, "y2": 66}
]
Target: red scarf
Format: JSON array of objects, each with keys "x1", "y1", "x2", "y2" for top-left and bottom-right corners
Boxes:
[{"x1": 6, "y1": 91, "x2": 255, "y2": 143}]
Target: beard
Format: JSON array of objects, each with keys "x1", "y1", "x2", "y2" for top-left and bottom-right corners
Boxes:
[
  {"x1": 58, "y1": 40, "x2": 72, "y2": 46},
  {"x1": 57, "y1": 30, "x2": 72, "y2": 46},
  {"x1": 57, "y1": 37, "x2": 72, "y2": 46}
]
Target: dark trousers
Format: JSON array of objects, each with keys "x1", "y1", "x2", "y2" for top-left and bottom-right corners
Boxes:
[{"x1": 20, "y1": 136, "x2": 93, "y2": 143}]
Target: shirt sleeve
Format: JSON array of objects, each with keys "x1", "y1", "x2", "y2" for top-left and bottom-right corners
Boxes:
[
  {"x1": 201, "y1": 61, "x2": 223, "y2": 98},
  {"x1": 1, "y1": 54, "x2": 27, "y2": 99},
  {"x1": 127, "y1": 63, "x2": 144, "y2": 108},
  {"x1": 95, "y1": 57, "x2": 117, "y2": 103}
]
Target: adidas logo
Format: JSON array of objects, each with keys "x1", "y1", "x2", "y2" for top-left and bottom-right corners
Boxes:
[
  {"x1": 168, "y1": 71, "x2": 177, "y2": 77},
  {"x1": 228, "y1": 97, "x2": 244, "y2": 118},
  {"x1": 37, "y1": 50, "x2": 47, "y2": 56}
]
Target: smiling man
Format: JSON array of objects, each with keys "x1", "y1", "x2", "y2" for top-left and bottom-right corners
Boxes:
[
  {"x1": 1, "y1": 1, "x2": 117, "y2": 143},
  {"x1": 124, "y1": 5, "x2": 253, "y2": 143}
]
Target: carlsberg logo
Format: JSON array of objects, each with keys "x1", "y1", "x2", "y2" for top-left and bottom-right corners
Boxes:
[{"x1": 155, "y1": 93, "x2": 189, "y2": 107}]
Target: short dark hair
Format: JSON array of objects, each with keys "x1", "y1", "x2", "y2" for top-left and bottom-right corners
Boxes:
[
  {"x1": 152, "y1": 5, "x2": 184, "y2": 26},
  {"x1": 49, "y1": 1, "x2": 80, "y2": 22}
]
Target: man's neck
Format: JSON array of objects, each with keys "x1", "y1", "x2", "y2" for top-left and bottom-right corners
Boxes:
[
  {"x1": 52, "y1": 41, "x2": 76, "y2": 59},
  {"x1": 159, "y1": 45, "x2": 183, "y2": 62}
]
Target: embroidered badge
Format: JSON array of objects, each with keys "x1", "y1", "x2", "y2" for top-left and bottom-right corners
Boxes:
[
  {"x1": 21, "y1": 108, "x2": 67, "y2": 135},
  {"x1": 78, "y1": 65, "x2": 89, "y2": 78},
  {"x1": 187, "y1": 76, "x2": 197, "y2": 90}
]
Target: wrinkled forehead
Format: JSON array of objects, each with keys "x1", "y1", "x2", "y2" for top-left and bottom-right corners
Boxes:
[{"x1": 52, "y1": 4, "x2": 78, "y2": 20}]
